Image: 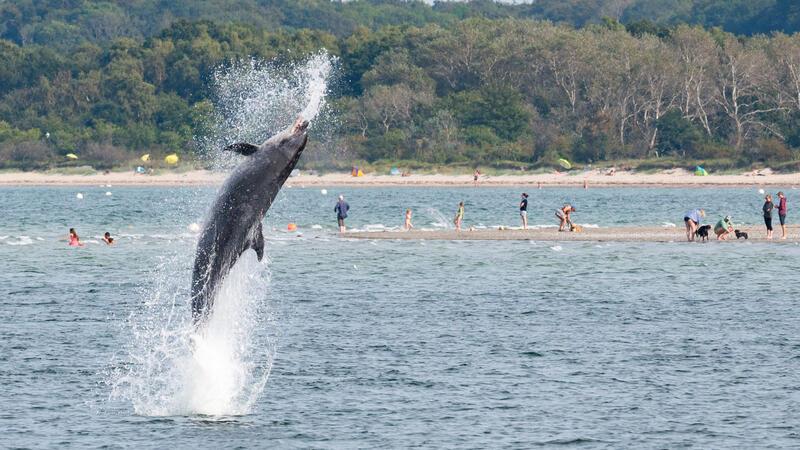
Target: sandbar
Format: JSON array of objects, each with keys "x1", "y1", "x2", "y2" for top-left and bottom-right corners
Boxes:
[{"x1": 346, "y1": 226, "x2": 800, "y2": 242}]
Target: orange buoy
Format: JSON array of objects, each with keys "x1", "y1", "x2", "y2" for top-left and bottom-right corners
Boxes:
[{"x1": 287, "y1": 223, "x2": 297, "y2": 231}]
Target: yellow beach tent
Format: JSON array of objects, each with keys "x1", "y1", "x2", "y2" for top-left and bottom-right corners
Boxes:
[
  {"x1": 164, "y1": 154, "x2": 179, "y2": 165},
  {"x1": 140, "y1": 154, "x2": 150, "y2": 162},
  {"x1": 65, "y1": 153, "x2": 78, "y2": 160}
]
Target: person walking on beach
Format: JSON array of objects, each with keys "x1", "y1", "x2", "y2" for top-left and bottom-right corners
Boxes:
[
  {"x1": 777, "y1": 191, "x2": 788, "y2": 239},
  {"x1": 68, "y1": 228, "x2": 83, "y2": 247},
  {"x1": 519, "y1": 193, "x2": 529, "y2": 229},
  {"x1": 404, "y1": 209, "x2": 414, "y2": 231},
  {"x1": 335, "y1": 195, "x2": 349, "y2": 233},
  {"x1": 454, "y1": 201, "x2": 464, "y2": 231},
  {"x1": 556, "y1": 204, "x2": 575, "y2": 232},
  {"x1": 473, "y1": 169, "x2": 481, "y2": 186},
  {"x1": 763, "y1": 195, "x2": 774, "y2": 240},
  {"x1": 683, "y1": 208, "x2": 705, "y2": 242}
]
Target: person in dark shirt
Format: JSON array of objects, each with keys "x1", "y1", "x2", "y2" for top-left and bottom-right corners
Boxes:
[
  {"x1": 763, "y1": 194, "x2": 774, "y2": 240},
  {"x1": 519, "y1": 193, "x2": 529, "y2": 230},
  {"x1": 335, "y1": 195, "x2": 350, "y2": 233},
  {"x1": 777, "y1": 191, "x2": 788, "y2": 239}
]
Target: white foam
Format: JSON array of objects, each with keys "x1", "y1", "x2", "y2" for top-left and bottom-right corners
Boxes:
[
  {"x1": 311, "y1": 224, "x2": 323, "y2": 230},
  {"x1": 6, "y1": 236, "x2": 33, "y2": 246},
  {"x1": 662, "y1": 222, "x2": 677, "y2": 228},
  {"x1": 550, "y1": 245, "x2": 563, "y2": 252}
]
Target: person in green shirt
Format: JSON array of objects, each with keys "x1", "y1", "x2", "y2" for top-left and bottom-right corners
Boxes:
[
  {"x1": 714, "y1": 216, "x2": 734, "y2": 240},
  {"x1": 454, "y1": 201, "x2": 464, "y2": 231}
]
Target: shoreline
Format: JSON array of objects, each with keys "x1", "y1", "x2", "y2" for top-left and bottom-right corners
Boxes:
[
  {"x1": 345, "y1": 226, "x2": 800, "y2": 242},
  {"x1": 0, "y1": 169, "x2": 799, "y2": 187}
]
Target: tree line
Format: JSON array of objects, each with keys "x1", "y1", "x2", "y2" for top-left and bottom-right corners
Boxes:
[
  {"x1": 4, "y1": 0, "x2": 800, "y2": 49},
  {"x1": 2, "y1": 15, "x2": 800, "y2": 170}
]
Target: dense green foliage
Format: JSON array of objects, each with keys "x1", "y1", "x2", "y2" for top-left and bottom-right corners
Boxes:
[{"x1": 2, "y1": 1, "x2": 800, "y2": 170}]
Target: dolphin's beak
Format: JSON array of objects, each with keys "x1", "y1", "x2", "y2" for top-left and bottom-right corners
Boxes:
[{"x1": 292, "y1": 116, "x2": 310, "y2": 134}]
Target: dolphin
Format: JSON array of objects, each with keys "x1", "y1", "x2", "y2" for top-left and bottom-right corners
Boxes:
[{"x1": 191, "y1": 116, "x2": 309, "y2": 323}]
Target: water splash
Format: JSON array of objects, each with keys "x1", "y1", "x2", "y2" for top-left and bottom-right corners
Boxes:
[
  {"x1": 109, "y1": 51, "x2": 335, "y2": 416},
  {"x1": 202, "y1": 51, "x2": 336, "y2": 170},
  {"x1": 424, "y1": 207, "x2": 453, "y2": 229},
  {"x1": 110, "y1": 254, "x2": 275, "y2": 416}
]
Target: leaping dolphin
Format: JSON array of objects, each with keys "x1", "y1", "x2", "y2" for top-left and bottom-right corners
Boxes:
[{"x1": 191, "y1": 116, "x2": 309, "y2": 323}]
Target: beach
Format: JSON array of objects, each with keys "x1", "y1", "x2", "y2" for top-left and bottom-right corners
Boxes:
[
  {"x1": 1, "y1": 168, "x2": 799, "y2": 187},
  {"x1": 346, "y1": 225, "x2": 800, "y2": 242}
]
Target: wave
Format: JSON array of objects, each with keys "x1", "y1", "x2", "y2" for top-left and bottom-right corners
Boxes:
[{"x1": 6, "y1": 236, "x2": 34, "y2": 246}]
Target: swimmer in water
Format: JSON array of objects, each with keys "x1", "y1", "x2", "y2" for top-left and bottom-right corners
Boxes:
[
  {"x1": 102, "y1": 231, "x2": 114, "y2": 245},
  {"x1": 404, "y1": 209, "x2": 414, "y2": 231},
  {"x1": 68, "y1": 228, "x2": 83, "y2": 247}
]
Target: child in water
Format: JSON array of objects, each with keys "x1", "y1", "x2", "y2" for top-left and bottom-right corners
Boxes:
[
  {"x1": 404, "y1": 209, "x2": 414, "y2": 231},
  {"x1": 454, "y1": 202, "x2": 464, "y2": 231},
  {"x1": 103, "y1": 232, "x2": 114, "y2": 245},
  {"x1": 68, "y1": 228, "x2": 83, "y2": 247}
]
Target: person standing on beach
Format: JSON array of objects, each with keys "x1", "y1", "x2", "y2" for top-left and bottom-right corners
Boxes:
[
  {"x1": 335, "y1": 195, "x2": 349, "y2": 233},
  {"x1": 763, "y1": 194, "x2": 774, "y2": 240},
  {"x1": 404, "y1": 209, "x2": 414, "y2": 231},
  {"x1": 683, "y1": 208, "x2": 705, "y2": 242},
  {"x1": 454, "y1": 201, "x2": 464, "y2": 231},
  {"x1": 519, "y1": 193, "x2": 529, "y2": 229},
  {"x1": 473, "y1": 169, "x2": 481, "y2": 187},
  {"x1": 777, "y1": 191, "x2": 788, "y2": 239}
]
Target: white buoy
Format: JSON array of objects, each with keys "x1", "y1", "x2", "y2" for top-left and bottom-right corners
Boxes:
[
  {"x1": 321, "y1": 189, "x2": 328, "y2": 195},
  {"x1": 105, "y1": 191, "x2": 112, "y2": 196},
  {"x1": 188, "y1": 223, "x2": 201, "y2": 233},
  {"x1": 758, "y1": 188, "x2": 765, "y2": 195},
  {"x1": 76, "y1": 193, "x2": 84, "y2": 200}
]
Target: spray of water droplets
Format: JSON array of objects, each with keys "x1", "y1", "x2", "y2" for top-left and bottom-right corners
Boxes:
[
  {"x1": 108, "y1": 51, "x2": 336, "y2": 417},
  {"x1": 201, "y1": 51, "x2": 337, "y2": 170}
]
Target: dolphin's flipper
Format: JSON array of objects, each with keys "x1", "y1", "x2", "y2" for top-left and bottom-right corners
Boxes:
[
  {"x1": 251, "y1": 223, "x2": 265, "y2": 261},
  {"x1": 224, "y1": 143, "x2": 259, "y2": 156}
]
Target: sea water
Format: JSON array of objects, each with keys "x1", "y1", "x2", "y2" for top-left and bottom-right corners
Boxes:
[{"x1": 1, "y1": 186, "x2": 799, "y2": 447}]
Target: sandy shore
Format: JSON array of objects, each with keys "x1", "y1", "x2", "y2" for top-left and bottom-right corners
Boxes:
[
  {"x1": 0, "y1": 168, "x2": 799, "y2": 187},
  {"x1": 346, "y1": 226, "x2": 799, "y2": 242}
]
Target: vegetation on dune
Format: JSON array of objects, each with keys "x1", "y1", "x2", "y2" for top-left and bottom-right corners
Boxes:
[{"x1": 2, "y1": 1, "x2": 800, "y2": 171}]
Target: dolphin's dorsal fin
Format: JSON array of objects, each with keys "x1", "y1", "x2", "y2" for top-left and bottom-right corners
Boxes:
[
  {"x1": 250, "y1": 222, "x2": 264, "y2": 261},
  {"x1": 223, "y1": 143, "x2": 259, "y2": 156}
]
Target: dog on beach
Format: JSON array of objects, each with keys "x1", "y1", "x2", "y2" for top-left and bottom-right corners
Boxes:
[
  {"x1": 695, "y1": 225, "x2": 711, "y2": 241},
  {"x1": 735, "y1": 229, "x2": 748, "y2": 240},
  {"x1": 570, "y1": 224, "x2": 583, "y2": 233}
]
